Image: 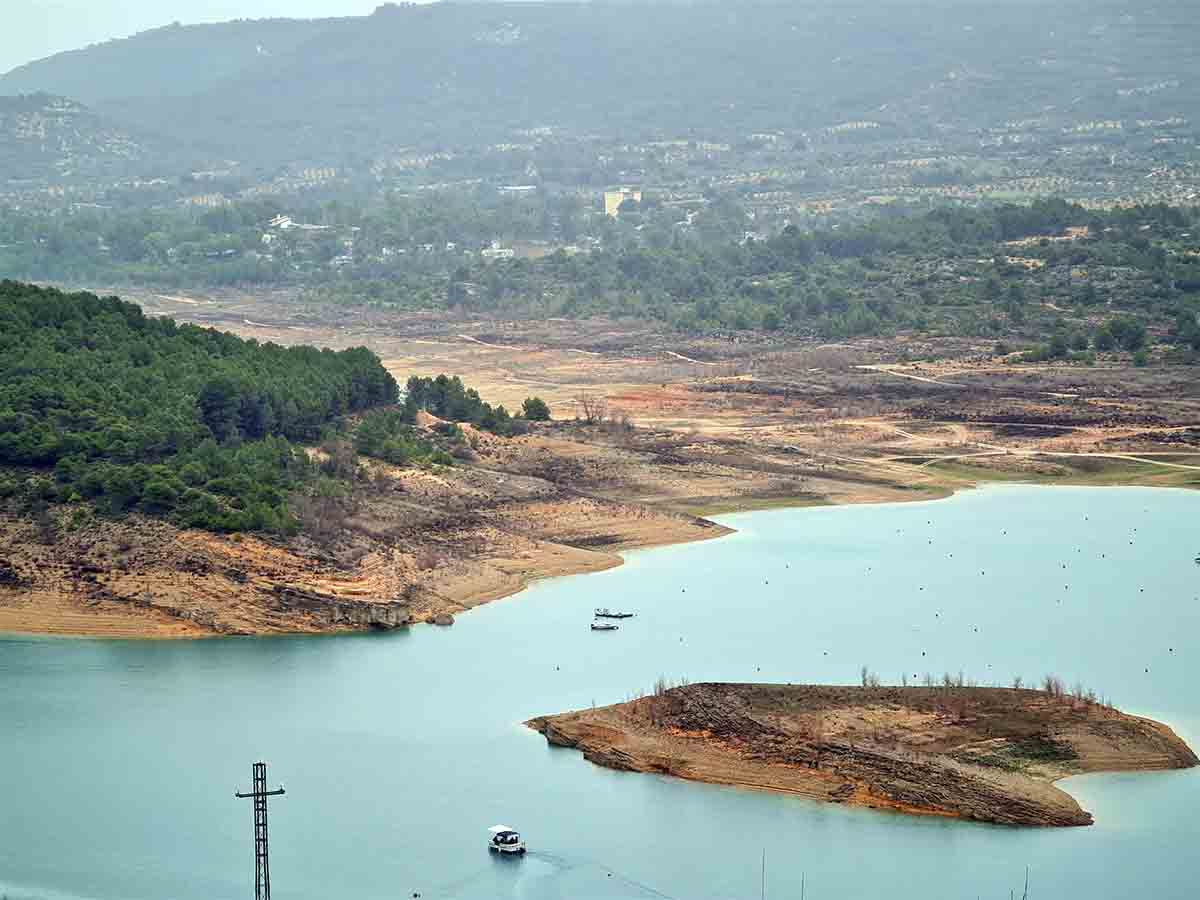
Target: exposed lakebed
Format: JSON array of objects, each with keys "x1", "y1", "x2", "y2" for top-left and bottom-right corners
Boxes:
[{"x1": 2, "y1": 485, "x2": 1199, "y2": 899}]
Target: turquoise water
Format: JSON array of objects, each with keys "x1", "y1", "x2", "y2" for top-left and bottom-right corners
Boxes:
[{"x1": 2, "y1": 485, "x2": 1198, "y2": 899}]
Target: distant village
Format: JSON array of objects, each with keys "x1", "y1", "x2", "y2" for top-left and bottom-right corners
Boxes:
[{"x1": 2, "y1": 89, "x2": 1199, "y2": 280}]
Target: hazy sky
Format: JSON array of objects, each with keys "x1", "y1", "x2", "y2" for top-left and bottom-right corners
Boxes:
[{"x1": 0, "y1": 1, "x2": 394, "y2": 76}]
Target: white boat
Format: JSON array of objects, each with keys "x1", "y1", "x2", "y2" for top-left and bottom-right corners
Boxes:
[
  {"x1": 488, "y1": 825, "x2": 526, "y2": 854},
  {"x1": 591, "y1": 622, "x2": 619, "y2": 631},
  {"x1": 594, "y1": 608, "x2": 634, "y2": 619}
]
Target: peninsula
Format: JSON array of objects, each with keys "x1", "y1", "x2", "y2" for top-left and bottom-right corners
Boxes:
[
  {"x1": 4, "y1": 281, "x2": 1200, "y2": 639},
  {"x1": 528, "y1": 682, "x2": 1198, "y2": 826}
]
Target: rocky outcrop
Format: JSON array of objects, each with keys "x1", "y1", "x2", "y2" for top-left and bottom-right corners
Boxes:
[
  {"x1": 273, "y1": 586, "x2": 410, "y2": 629},
  {"x1": 80, "y1": 583, "x2": 240, "y2": 633},
  {"x1": 528, "y1": 717, "x2": 645, "y2": 772}
]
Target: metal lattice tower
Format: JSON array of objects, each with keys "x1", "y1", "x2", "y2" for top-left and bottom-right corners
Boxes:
[{"x1": 235, "y1": 762, "x2": 285, "y2": 900}]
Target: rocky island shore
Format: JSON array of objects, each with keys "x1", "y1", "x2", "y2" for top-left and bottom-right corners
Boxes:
[{"x1": 528, "y1": 682, "x2": 1198, "y2": 826}]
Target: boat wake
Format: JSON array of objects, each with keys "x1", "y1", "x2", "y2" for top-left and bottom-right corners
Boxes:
[{"x1": 419, "y1": 850, "x2": 679, "y2": 899}]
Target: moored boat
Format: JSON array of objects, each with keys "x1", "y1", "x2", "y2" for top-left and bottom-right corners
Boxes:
[
  {"x1": 594, "y1": 608, "x2": 634, "y2": 619},
  {"x1": 590, "y1": 622, "x2": 619, "y2": 631}
]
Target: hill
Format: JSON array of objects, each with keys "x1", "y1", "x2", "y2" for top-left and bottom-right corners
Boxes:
[
  {"x1": 0, "y1": 280, "x2": 397, "y2": 532},
  {"x1": 3, "y1": 1, "x2": 1198, "y2": 167},
  {"x1": 0, "y1": 93, "x2": 179, "y2": 180},
  {"x1": 0, "y1": 18, "x2": 339, "y2": 105},
  {"x1": 0, "y1": 281, "x2": 739, "y2": 638}
]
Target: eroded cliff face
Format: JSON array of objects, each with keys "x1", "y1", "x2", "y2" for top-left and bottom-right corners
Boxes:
[
  {"x1": 529, "y1": 683, "x2": 1198, "y2": 827},
  {"x1": 0, "y1": 433, "x2": 727, "y2": 639},
  {"x1": 0, "y1": 515, "x2": 416, "y2": 637},
  {"x1": 273, "y1": 586, "x2": 409, "y2": 629}
]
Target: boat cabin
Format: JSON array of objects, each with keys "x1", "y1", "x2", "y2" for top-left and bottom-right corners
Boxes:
[{"x1": 487, "y1": 825, "x2": 526, "y2": 854}]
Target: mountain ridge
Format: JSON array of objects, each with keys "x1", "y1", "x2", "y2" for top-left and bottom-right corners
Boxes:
[{"x1": 4, "y1": 1, "x2": 1196, "y2": 169}]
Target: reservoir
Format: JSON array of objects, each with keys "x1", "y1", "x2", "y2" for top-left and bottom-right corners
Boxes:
[{"x1": 2, "y1": 485, "x2": 1198, "y2": 899}]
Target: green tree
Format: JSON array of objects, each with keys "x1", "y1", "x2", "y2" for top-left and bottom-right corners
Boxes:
[
  {"x1": 1106, "y1": 317, "x2": 1147, "y2": 352},
  {"x1": 141, "y1": 477, "x2": 181, "y2": 513},
  {"x1": 521, "y1": 397, "x2": 551, "y2": 421}
]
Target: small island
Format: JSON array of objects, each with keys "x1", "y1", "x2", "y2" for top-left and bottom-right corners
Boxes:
[{"x1": 528, "y1": 682, "x2": 1198, "y2": 826}]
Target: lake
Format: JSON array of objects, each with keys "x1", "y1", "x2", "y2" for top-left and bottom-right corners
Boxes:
[{"x1": 2, "y1": 485, "x2": 1198, "y2": 899}]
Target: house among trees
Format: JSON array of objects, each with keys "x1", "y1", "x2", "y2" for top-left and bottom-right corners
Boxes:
[{"x1": 604, "y1": 187, "x2": 642, "y2": 218}]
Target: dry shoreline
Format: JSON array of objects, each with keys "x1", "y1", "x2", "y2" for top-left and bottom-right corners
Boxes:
[
  {"x1": 5, "y1": 296, "x2": 1200, "y2": 639},
  {"x1": 527, "y1": 683, "x2": 1200, "y2": 827},
  {"x1": 0, "y1": 457, "x2": 1193, "y2": 641},
  {"x1": 0, "y1": 477, "x2": 738, "y2": 640}
]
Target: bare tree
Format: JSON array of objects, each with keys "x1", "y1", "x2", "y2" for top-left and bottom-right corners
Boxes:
[
  {"x1": 1011, "y1": 675, "x2": 1023, "y2": 690},
  {"x1": 1042, "y1": 674, "x2": 1065, "y2": 698},
  {"x1": 293, "y1": 477, "x2": 352, "y2": 540},
  {"x1": 575, "y1": 392, "x2": 610, "y2": 425}
]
